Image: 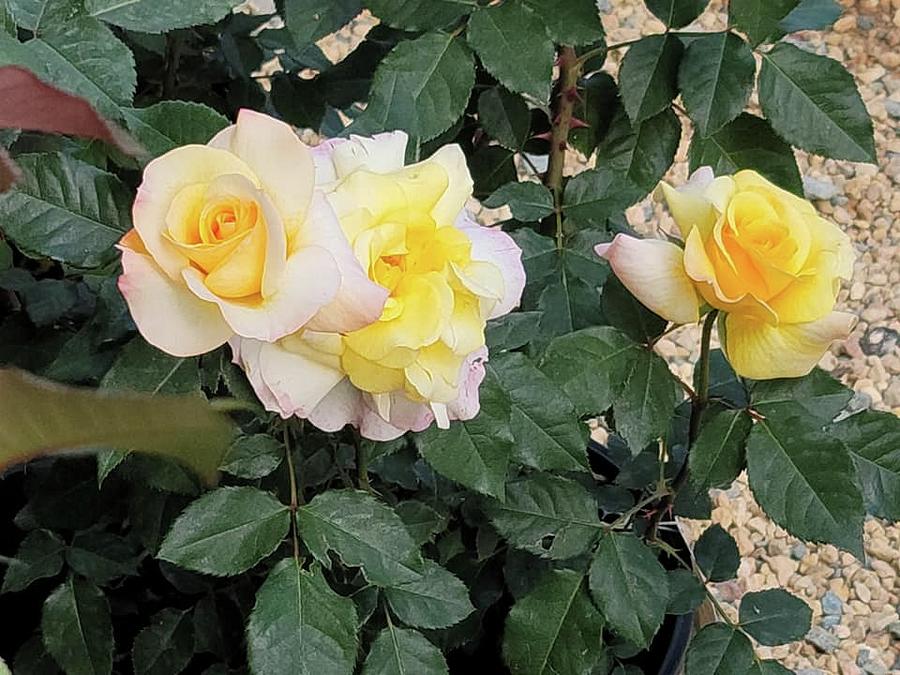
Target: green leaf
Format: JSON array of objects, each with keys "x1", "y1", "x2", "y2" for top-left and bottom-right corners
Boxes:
[
  {"x1": 247, "y1": 559, "x2": 358, "y2": 675},
  {"x1": 284, "y1": 0, "x2": 361, "y2": 45},
  {"x1": 484, "y1": 182, "x2": 554, "y2": 222},
  {"x1": 158, "y1": 487, "x2": 290, "y2": 576},
  {"x1": 470, "y1": 144, "x2": 517, "y2": 198},
  {"x1": 132, "y1": 608, "x2": 194, "y2": 675},
  {"x1": 618, "y1": 34, "x2": 683, "y2": 123},
  {"x1": 749, "y1": 367, "x2": 852, "y2": 422},
  {"x1": 759, "y1": 43, "x2": 875, "y2": 162},
  {"x1": 384, "y1": 559, "x2": 474, "y2": 629},
  {"x1": 0, "y1": 11, "x2": 135, "y2": 118},
  {"x1": 666, "y1": 569, "x2": 706, "y2": 615},
  {"x1": 728, "y1": 0, "x2": 798, "y2": 45},
  {"x1": 678, "y1": 32, "x2": 754, "y2": 137},
  {"x1": 1, "y1": 529, "x2": 64, "y2": 594},
  {"x1": 0, "y1": 368, "x2": 234, "y2": 484},
  {"x1": 467, "y1": 1, "x2": 553, "y2": 104},
  {"x1": 477, "y1": 86, "x2": 530, "y2": 151},
  {"x1": 833, "y1": 410, "x2": 900, "y2": 521},
  {"x1": 86, "y1": 0, "x2": 237, "y2": 32},
  {"x1": 102, "y1": 339, "x2": 200, "y2": 395},
  {"x1": 600, "y1": 276, "x2": 668, "y2": 344},
  {"x1": 689, "y1": 409, "x2": 751, "y2": 490},
  {"x1": 512, "y1": 228, "x2": 608, "y2": 343},
  {"x1": 542, "y1": 327, "x2": 680, "y2": 452},
  {"x1": 486, "y1": 311, "x2": 543, "y2": 352},
  {"x1": 362, "y1": 625, "x2": 448, "y2": 675},
  {"x1": 122, "y1": 102, "x2": 228, "y2": 160},
  {"x1": 569, "y1": 72, "x2": 618, "y2": 157},
  {"x1": 522, "y1": 0, "x2": 604, "y2": 45},
  {"x1": 415, "y1": 368, "x2": 513, "y2": 499},
  {"x1": 645, "y1": 0, "x2": 709, "y2": 27},
  {"x1": 220, "y1": 434, "x2": 284, "y2": 480},
  {"x1": 42, "y1": 577, "x2": 113, "y2": 675},
  {"x1": 684, "y1": 624, "x2": 755, "y2": 675},
  {"x1": 778, "y1": 0, "x2": 841, "y2": 31},
  {"x1": 589, "y1": 532, "x2": 668, "y2": 648},
  {"x1": 364, "y1": 0, "x2": 472, "y2": 31},
  {"x1": 489, "y1": 353, "x2": 589, "y2": 472},
  {"x1": 746, "y1": 406, "x2": 865, "y2": 557},
  {"x1": 748, "y1": 661, "x2": 794, "y2": 675},
  {"x1": 354, "y1": 32, "x2": 474, "y2": 142},
  {"x1": 503, "y1": 568, "x2": 605, "y2": 675},
  {"x1": 13, "y1": 635, "x2": 59, "y2": 675},
  {"x1": 573, "y1": 105, "x2": 679, "y2": 219},
  {"x1": 395, "y1": 501, "x2": 447, "y2": 545},
  {"x1": 66, "y1": 530, "x2": 142, "y2": 585},
  {"x1": 738, "y1": 588, "x2": 812, "y2": 645},
  {"x1": 701, "y1": 349, "x2": 749, "y2": 408},
  {"x1": 687, "y1": 113, "x2": 802, "y2": 195},
  {"x1": 0, "y1": 153, "x2": 131, "y2": 268},
  {"x1": 483, "y1": 473, "x2": 601, "y2": 560},
  {"x1": 694, "y1": 524, "x2": 739, "y2": 582},
  {"x1": 298, "y1": 489, "x2": 423, "y2": 586}
]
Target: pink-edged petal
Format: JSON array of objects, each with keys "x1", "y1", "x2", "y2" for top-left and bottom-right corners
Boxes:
[
  {"x1": 595, "y1": 234, "x2": 701, "y2": 325},
  {"x1": 118, "y1": 245, "x2": 231, "y2": 357},
  {"x1": 724, "y1": 311, "x2": 857, "y2": 380},
  {"x1": 305, "y1": 379, "x2": 406, "y2": 441},
  {"x1": 299, "y1": 192, "x2": 389, "y2": 333},
  {"x1": 183, "y1": 245, "x2": 340, "y2": 342},
  {"x1": 457, "y1": 214, "x2": 525, "y2": 319},
  {"x1": 134, "y1": 145, "x2": 258, "y2": 278},
  {"x1": 446, "y1": 346, "x2": 488, "y2": 421},
  {"x1": 232, "y1": 337, "x2": 344, "y2": 418},
  {"x1": 208, "y1": 109, "x2": 315, "y2": 231},
  {"x1": 228, "y1": 338, "x2": 283, "y2": 415}
]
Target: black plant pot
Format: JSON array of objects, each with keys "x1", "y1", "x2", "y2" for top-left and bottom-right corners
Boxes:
[{"x1": 588, "y1": 438, "x2": 695, "y2": 675}]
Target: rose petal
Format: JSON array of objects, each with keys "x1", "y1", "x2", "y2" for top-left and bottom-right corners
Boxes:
[
  {"x1": 118, "y1": 242, "x2": 231, "y2": 357},
  {"x1": 457, "y1": 214, "x2": 525, "y2": 319},
  {"x1": 724, "y1": 311, "x2": 857, "y2": 379},
  {"x1": 596, "y1": 234, "x2": 701, "y2": 324},
  {"x1": 183, "y1": 244, "x2": 340, "y2": 342},
  {"x1": 207, "y1": 109, "x2": 315, "y2": 236}
]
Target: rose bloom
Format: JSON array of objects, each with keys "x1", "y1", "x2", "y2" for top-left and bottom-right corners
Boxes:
[
  {"x1": 596, "y1": 168, "x2": 855, "y2": 379},
  {"x1": 118, "y1": 110, "x2": 386, "y2": 357},
  {"x1": 232, "y1": 132, "x2": 526, "y2": 440}
]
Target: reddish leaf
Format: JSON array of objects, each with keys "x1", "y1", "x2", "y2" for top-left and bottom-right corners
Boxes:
[
  {"x1": 0, "y1": 147, "x2": 21, "y2": 192},
  {"x1": 0, "y1": 66, "x2": 142, "y2": 156}
]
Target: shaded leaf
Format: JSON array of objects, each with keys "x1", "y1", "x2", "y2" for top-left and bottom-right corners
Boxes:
[
  {"x1": 694, "y1": 524, "x2": 740, "y2": 582},
  {"x1": 219, "y1": 434, "x2": 284, "y2": 480},
  {"x1": 645, "y1": 0, "x2": 708, "y2": 27},
  {"x1": 728, "y1": 0, "x2": 798, "y2": 45},
  {"x1": 86, "y1": 0, "x2": 239, "y2": 32},
  {"x1": 833, "y1": 410, "x2": 900, "y2": 521},
  {"x1": 362, "y1": 625, "x2": 448, "y2": 675},
  {"x1": 589, "y1": 533, "x2": 668, "y2": 648},
  {"x1": 522, "y1": 0, "x2": 604, "y2": 45},
  {"x1": 738, "y1": 589, "x2": 812, "y2": 646},
  {"x1": 42, "y1": 577, "x2": 113, "y2": 675},
  {"x1": 365, "y1": 0, "x2": 471, "y2": 31},
  {"x1": 298, "y1": 489, "x2": 423, "y2": 586},
  {"x1": 684, "y1": 624, "x2": 755, "y2": 675},
  {"x1": 779, "y1": 0, "x2": 842, "y2": 31},
  {"x1": 284, "y1": 0, "x2": 361, "y2": 44},
  {"x1": 484, "y1": 473, "x2": 601, "y2": 560},
  {"x1": 66, "y1": 530, "x2": 142, "y2": 585},
  {"x1": 618, "y1": 34, "x2": 683, "y2": 123},
  {"x1": 158, "y1": 487, "x2": 290, "y2": 576},
  {"x1": 132, "y1": 608, "x2": 194, "y2": 675},
  {"x1": 666, "y1": 569, "x2": 706, "y2": 615},
  {"x1": 122, "y1": 101, "x2": 228, "y2": 160},
  {"x1": 1, "y1": 529, "x2": 64, "y2": 594},
  {"x1": 384, "y1": 559, "x2": 474, "y2": 629},
  {"x1": 689, "y1": 409, "x2": 751, "y2": 490},
  {"x1": 484, "y1": 182, "x2": 554, "y2": 222},
  {"x1": 478, "y1": 86, "x2": 531, "y2": 151},
  {"x1": 247, "y1": 559, "x2": 358, "y2": 675}
]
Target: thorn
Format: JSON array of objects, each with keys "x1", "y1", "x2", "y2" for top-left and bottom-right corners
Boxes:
[
  {"x1": 532, "y1": 131, "x2": 553, "y2": 141},
  {"x1": 558, "y1": 141, "x2": 567, "y2": 151},
  {"x1": 569, "y1": 117, "x2": 590, "y2": 130}
]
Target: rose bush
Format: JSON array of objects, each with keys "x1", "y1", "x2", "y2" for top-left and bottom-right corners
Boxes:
[{"x1": 0, "y1": 2, "x2": 897, "y2": 675}]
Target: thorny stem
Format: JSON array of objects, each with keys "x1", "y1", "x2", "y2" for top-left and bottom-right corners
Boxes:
[
  {"x1": 647, "y1": 310, "x2": 719, "y2": 539},
  {"x1": 163, "y1": 33, "x2": 182, "y2": 99},
  {"x1": 544, "y1": 46, "x2": 582, "y2": 247},
  {"x1": 283, "y1": 424, "x2": 301, "y2": 563}
]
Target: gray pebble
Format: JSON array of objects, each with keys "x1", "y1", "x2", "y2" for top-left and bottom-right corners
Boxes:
[
  {"x1": 820, "y1": 615, "x2": 841, "y2": 629},
  {"x1": 596, "y1": 0, "x2": 612, "y2": 12},
  {"x1": 886, "y1": 100, "x2": 900, "y2": 120},
  {"x1": 790, "y1": 542, "x2": 808, "y2": 560},
  {"x1": 806, "y1": 626, "x2": 839, "y2": 653},
  {"x1": 858, "y1": 648, "x2": 871, "y2": 666},
  {"x1": 859, "y1": 326, "x2": 900, "y2": 357},
  {"x1": 797, "y1": 670, "x2": 825, "y2": 675},
  {"x1": 863, "y1": 663, "x2": 888, "y2": 675},
  {"x1": 857, "y1": 15, "x2": 875, "y2": 30},
  {"x1": 821, "y1": 590, "x2": 843, "y2": 615},
  {"x1": 889, "y1": 622, "x2": 900, "y2": 640},
  {"x1": 803, "y1": 176, "x2": 839, "y2": 201}
]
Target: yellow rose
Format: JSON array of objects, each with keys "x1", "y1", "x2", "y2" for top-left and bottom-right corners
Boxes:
[
  {"x1": 596, "y1": 168, "x2": 855, "y2": 379},
  {"x1": 231, "y1": 132, "x2": 526, "y2": 440},
  {"x1": 118, "y1": 110, "x2": 387, "y2": 357}
]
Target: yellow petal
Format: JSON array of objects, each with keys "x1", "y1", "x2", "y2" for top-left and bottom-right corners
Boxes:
[
  {"x1": 424, "y1": 144, "x2": 473, "y2": 225},
  {"x1": 724, "y1": 311, "x2": 856, "y2": 379},
  {"x1": 342, "y1": 345, "x2": 406, "y2": 394},
  {"x1": 595, "y1": 234, "x2": 701, "y2": 325},
  {"x1": 203, "y1": 220, "x2": 267, "y2": 298},
  {"x1": 404, "y1": 341, "x2": 464, "y2": 403}
]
